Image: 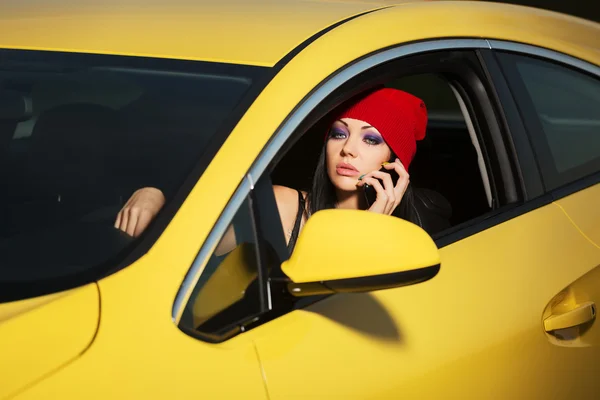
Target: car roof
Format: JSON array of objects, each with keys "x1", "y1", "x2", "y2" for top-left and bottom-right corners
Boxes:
[
  {"x1": 0, "y1": 0, "x2": 598, "y2": 67},
  {"x1": 0, "y1": 0, "x2": 398, "y2": 66}
]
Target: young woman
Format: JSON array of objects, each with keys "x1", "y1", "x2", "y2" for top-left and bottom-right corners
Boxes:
[{"x1": 114, "y1": 87, "x2": 427, "y2": 253}]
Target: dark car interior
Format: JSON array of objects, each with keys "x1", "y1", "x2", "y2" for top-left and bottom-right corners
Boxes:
[{"x1": 0, "y1": 64, "x2": 257, "y2": 293}]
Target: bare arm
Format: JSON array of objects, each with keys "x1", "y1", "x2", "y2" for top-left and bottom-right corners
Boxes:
[{"x1": 115, "y1": 185, "x2": 304, "y2": 248}]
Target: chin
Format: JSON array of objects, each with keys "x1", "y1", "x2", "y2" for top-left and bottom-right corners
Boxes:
[{"x1": 330, "y1": 175, "x2": 360, "y2": 192}]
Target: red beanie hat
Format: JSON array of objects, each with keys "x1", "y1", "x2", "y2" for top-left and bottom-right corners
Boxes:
[{"x1": 329, "y1": 88, "x2": 427, "y2": 169}]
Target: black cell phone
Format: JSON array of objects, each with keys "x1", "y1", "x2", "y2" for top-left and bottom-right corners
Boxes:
[{"x1": 363, "y1": 165, "x2": 400, "y2": 208}]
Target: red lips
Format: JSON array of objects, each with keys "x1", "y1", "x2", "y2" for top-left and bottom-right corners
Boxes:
[{"x1": 336, "y1": 162, "x2": 359, "y2": 177}]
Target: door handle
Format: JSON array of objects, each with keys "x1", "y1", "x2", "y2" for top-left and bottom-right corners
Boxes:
[{"x1": 544, "y1": 301, "x2": 596, "y2": 332}]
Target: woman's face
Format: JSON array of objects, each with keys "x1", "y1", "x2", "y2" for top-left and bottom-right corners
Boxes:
[{"x1": 326, "y1": 117, "x2": 392, "y2": 192}]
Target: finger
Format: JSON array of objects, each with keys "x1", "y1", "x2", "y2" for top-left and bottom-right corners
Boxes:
[
  {"x1": 370, "y1": 171, "x2": 395, "y2": 193},
  {"x1": 385, "y1": 161, "x2": 410, "y2": 196},
  {"x1": 125, "y1": 208, "x2": 140, "y2": 237},
  {"x1": 355, "y1": 172, "x2": 374, "y2": 188},
  {"x1": 363, "y1": 177, "x2": 386, "y2": 197},
  {"x1": 363, "y1": 177, "x2": 388, "y2": 213},
  {"x1": 119, "y1": 209, "x2": 130, "y2": 233},
  {"x1": 369, "y1": 171, "x2": 395, "y2": 212},
  {"x1": 383, "y1": 159, "x2": 409, "y2": 179},
  {"x1": 133, "y1": 210, "x2": 153, "y2": 237},
  {"x1": 114, "y1": 210, "x2": 123, "y2": 229}
]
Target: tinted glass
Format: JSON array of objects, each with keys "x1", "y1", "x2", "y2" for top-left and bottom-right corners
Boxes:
[
  {"x1": 0, "y1": 50, "x2": 267, "y2": 301},
  {"x1": 498, "y1": 52, "x2": 600, "y2": 189}
]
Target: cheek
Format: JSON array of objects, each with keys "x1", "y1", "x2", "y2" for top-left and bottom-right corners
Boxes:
[
  {"x1": 361, "y1": 144, "x2": 391, "y2": 170},
  {"x1": 325, "y1": 141, "x2": 339, "y2": 166}
]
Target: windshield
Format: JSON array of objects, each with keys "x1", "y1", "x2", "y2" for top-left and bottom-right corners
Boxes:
[{"x1": 0, "y1": 50, "x2": 268, "y2": 302}]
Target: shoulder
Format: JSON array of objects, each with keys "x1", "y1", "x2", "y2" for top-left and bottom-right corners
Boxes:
[
  {"x1": 273, "y1": 184, "x2": 297, "y2": 200},
  {"x1": 273, "y1": 185, "x2": 305, "y2": 209},
  {"x1": 273, "y1": 185, "x2": 307, "y2": 222}
]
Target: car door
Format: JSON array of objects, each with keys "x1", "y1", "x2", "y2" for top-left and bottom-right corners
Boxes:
[
  {"x1": 186, "y1": 7, "x2": 600, "y2": 399},
  {"x1": 492, "y1": 44, "x2": 600, "y2": 369},
  {"x1": 244, "y1": 34, "x2": 600, "y2": 400}
]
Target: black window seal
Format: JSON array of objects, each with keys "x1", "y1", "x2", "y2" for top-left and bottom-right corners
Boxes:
[{"x1": 476, "y1": 49, "x2": 545, "y2": 200}]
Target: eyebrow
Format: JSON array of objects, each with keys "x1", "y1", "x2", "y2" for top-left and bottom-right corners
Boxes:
[{"x1": 336, "y1": 120, "x2": 375, "y2": 130}]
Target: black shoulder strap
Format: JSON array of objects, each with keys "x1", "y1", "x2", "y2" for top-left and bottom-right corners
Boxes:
[{"x1": 286, "y1": 190, "x2": 306, "y2": 253}]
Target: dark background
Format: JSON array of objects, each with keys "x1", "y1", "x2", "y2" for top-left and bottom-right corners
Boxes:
[{"x1": 490, "y1": 0, "x2": 599, "y2": 22}]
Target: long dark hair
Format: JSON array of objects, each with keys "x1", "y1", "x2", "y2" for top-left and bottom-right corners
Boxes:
[{"x1": 306, "y1": 143, "x2": 421, "y2": 226}]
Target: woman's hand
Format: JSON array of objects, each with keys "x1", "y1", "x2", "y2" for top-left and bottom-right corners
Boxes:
[
  {"x1": 356, "y1": 158, "x2": 410, "y2": 215},
  {"x1": 115, "y1": 187, "x2": 165, "y2": 237}
]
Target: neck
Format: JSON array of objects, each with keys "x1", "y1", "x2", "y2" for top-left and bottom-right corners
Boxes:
[{"x1": 334, "y1": 189, "x2": 367, "y2": 210}]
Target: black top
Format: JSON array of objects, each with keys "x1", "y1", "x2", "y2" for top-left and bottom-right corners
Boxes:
[{"x1": 286, "y1": 190, "x2": 306, "y2": 253}]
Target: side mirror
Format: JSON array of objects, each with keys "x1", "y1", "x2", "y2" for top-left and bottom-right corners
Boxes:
[{"x1": 281, "y1": 209, "x2": 440, "y2": 297}]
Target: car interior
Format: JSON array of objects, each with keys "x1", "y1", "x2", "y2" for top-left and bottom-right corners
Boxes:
[
  {"x1": 0, "y1": 65, "x2": 257, "y2": 292},
  {"x1": 0, "y1": 70, "x2": 250, "y2": 238}
]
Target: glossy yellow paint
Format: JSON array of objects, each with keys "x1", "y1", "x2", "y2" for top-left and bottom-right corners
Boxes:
[
  {"x1": 0, "y1": 0, "x2": 391, "y2": 66},
  {"x1": 11, "y1": 254, "x2": 268, "y2": 399},
  {"x1": 554, "y1": 183, "x2": 600, "y2": 249},
  {"x1": 3, "y1": 0, "x2": 600, "y2": 398},
  {"x1": 0, "y1": 290, "x2": 65, "y2": 324},
  {"x1": 0, "y1": 284, "x2": 99, "y2": 399},
  {"x1": 252, "y1": 203, "x2": 600, "y2": 398},
  {"x1": 282, "y1": 209, "x2": 440, "y2": 282}
]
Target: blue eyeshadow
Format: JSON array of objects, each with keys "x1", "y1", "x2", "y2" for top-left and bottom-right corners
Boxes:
[{"x1": 363, "y1": 133, "x2": 383, "y2": 144}]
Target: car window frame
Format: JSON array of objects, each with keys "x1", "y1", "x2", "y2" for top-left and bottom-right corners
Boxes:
[
  {"x1": 254, "y1": 46, "x2": 524, "y2": 245},
  {"x1": 173, "y1": 38, "x2": 530, "y2": 341},
  {"x1": 489, "y1": 47, "x2": 600, "y2": 194},
  {"x1": 176, "y1": 172, "x2": 290, "y2": 343}
]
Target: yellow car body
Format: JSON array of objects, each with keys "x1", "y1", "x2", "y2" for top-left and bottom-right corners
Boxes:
[{"x1": 1, "y1": 0, "x2": 600, "y2": 398}]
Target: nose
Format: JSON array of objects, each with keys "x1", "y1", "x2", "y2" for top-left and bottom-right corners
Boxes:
[{"x1": 341, "y1": 135, "x2": 359, "y2": 158}]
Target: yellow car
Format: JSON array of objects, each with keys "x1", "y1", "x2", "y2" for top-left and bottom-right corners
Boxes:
[{"x1": 1, "y1": 0, "x2": 600, "y2": 398}]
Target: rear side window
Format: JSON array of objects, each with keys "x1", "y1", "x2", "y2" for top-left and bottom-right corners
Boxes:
[
  {"x1": 0, "y1": 50, "x2": 267, "y2": 302},
  {"x1": 497, "y1": 52, "x2": 600, "y2": 190}
]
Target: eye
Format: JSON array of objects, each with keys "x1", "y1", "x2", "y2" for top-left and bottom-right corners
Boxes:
[
  {"x1": 328, "y1": 128, "x2": 347, "y2": 140},
  {"x1": 363, "y1": 134, "x2": 383, "y2": 146}
]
